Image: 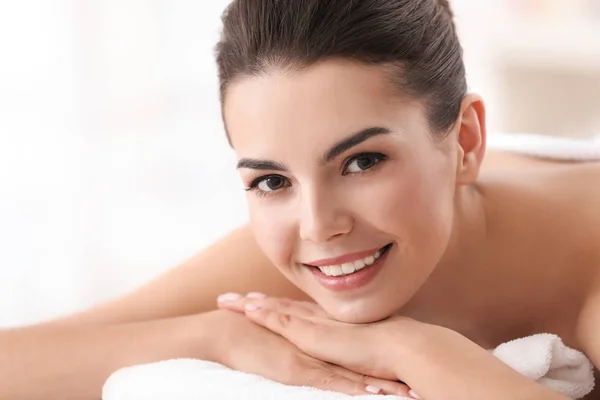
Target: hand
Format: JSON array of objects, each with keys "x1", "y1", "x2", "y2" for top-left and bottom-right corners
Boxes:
[
  {"x1": 205, "y1": 308, "x2": 411, "y2": 397},
  {"x1": 217, "y1": 294, "x2": 409, "y2": 382},
  {"x1": 219, "y1": 295, "x2": 567, "y2": 400}
]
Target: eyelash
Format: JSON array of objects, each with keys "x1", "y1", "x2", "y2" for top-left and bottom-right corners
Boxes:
[
  {"x1": 245, "y1": 152, "x2": 388, "y2": 198},
  {"x1": 245, "y1": 174, "x2": 288, "y2": 198},
  {"x1": 341, "y1": 152, "x2": 388, "y2": 176}
]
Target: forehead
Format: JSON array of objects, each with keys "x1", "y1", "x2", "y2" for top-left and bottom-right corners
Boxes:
[{"x1": 223, "y1": 59, "x2": 419, "y2": 153}]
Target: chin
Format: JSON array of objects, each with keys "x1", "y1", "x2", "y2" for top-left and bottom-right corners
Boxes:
[{"x1": 321, "y1": 297, "x2": 402, "y2": 324}]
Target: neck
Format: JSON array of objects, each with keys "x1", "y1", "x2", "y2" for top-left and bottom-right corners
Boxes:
[{"x1": 399, "y1": 182, "x2": 533, "y2": 348}]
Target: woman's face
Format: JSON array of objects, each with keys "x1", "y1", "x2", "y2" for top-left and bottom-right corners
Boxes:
[{"x1": 225, "y1": 59, "x2": 459, "y2": 323}]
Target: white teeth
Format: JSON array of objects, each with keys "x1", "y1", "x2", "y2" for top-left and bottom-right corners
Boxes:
[
  {"x1": 341, "y1": 263, "x2": 356, "y2": 274},
  {"x1": 329, "y1": 265, "x2": 343, "y2": 276},
  {"x1": 316, "y1": 246, "x2": 388, "y2": 277}
]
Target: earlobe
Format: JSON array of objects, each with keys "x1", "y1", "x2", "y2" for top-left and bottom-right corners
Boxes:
[
  {"x1": 457, "y1": 151, "x2": 479, "y2": 185},
  {"x1": 455, "y1": 94, "x2": 486, "y2": 185}
]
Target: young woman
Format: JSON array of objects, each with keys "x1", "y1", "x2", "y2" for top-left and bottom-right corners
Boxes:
[{"x1": 1, "y1": 0, "x2": 599, "y2": 399}]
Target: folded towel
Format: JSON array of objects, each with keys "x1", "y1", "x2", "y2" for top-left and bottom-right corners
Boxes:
[
  {"x1": 102, "y1": 333, "x2": 595, "y2": 400},
  {"x1": 486, "y1": 132, "x2": 600, "y2": 161},
  {"x1": 492, "y1": 334, "x2": 594, "y2": 399}
]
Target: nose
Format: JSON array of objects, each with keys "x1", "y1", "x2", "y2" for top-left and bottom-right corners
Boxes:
[{"x1": 298, "y1": 186, "x2": 353, "y2": 243}]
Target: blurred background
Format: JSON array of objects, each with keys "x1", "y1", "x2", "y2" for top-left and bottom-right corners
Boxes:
[{"x1": 1, "y1": 0, "x2": 599, "y2": 327}]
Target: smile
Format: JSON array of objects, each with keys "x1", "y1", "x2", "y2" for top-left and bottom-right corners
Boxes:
[
  {"x1": 311, "y1": 244, "x2": 392, "y2": 277},
  {"x1": 305, "y1": 243, "x2": 393, "y2": 291}
]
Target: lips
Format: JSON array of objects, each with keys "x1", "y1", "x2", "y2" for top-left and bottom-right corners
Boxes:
[
  {"x1": 305, "y1": 243, "x2": 393, "y2": 268},
  {"x1": 305, "y1": 243, "x2": 394, "y2": 291}
]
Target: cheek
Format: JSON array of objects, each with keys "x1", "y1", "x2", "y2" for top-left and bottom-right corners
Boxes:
[
  {"x1": 247, "y1": 198, "x2": 296, "y2": 268},
  {"x1": 408, "y1": 169, "x2": 456, "y2": 259},
  {"x1": 372, "y1": 165, "x2": 455, "y2": 250}
]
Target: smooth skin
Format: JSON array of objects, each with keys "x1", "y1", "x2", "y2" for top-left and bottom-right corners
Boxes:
[{"x1": 1, "y1": 59, "x2": 599, "y2": 399}]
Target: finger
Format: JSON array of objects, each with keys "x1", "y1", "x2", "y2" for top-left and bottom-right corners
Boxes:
[
  {"x1": 216, "y1": 292, "x2": 246, "y2": 312},
  {"x1": 365, "y1": 378, "x2": 412, "y2": 397},
  {"x1": 329, "y1": 365, "x2": 412, "y2": 397},
  {"x1": 302, "y1": 369, "x2": 384, "y2": 396},
  {"x1": 216, "y1": 292, "x2": 271, "y2": 312},
  {"x1": 252, "y1": 298, "x2": 326, "y2": 319},
  {"x1": 220, "y1": 295, "x2": 322, "y2": 319}
]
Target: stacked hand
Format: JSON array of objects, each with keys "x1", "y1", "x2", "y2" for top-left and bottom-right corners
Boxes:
[
  {"x1": 217, "y1": 293, "x2": 567, "y2": 400},
  {"x1": 217, "y1": 292, "x2": 422, "y2": 398}
]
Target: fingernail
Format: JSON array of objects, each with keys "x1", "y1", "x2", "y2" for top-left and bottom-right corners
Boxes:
[
  {"x1": 245, "y1": 303, "x2": 261, "y2": 311},
  {"x1": 408, "y1": 389, "x2": 422, "y2": 399},
  {"x1": 246, "y1": 292, "x2": 267, "y2": 299},
  {"x1": 365, "y1": 385, "x2": 382, "y2": 394},
  {"x1": 217, "y1": 293, "x2": 241, "y2": 302}
]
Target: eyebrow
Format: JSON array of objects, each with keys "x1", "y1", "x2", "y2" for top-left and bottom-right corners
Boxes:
[
  {"x1": 236, "y1": 158, "x2": 289, "y2": 171},
  {"x1": 236, "y1": 126, "x2": 391, "y2": 171},
  {"x1": 321, "y1": 126, "x2": 391, "y2": 163}
]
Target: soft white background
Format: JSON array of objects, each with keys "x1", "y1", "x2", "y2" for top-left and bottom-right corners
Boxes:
[{"x1": 1, "y1": 0, "x2": 599, "y2": 327}]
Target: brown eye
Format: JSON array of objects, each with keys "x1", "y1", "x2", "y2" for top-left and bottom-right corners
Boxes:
[
  {"x1": 343, "y1": 153, "x2": 386, "y2": 174},
  {"x1": 256, "y1": 175, "x2": 289, "y2": 192}
]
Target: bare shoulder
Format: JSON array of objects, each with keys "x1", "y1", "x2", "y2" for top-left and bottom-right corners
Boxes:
[
  {"x1": 540, "y1": 162, "x2": 600, "y2": 362},
  {"x1": 533, "y1": 162, "x2": 600, "y2": 270},
  {"x1": 567, "y1": 163, "x2": 600, "y2": 306},
  {"x1": 500, "y1": 159, "x2": 600, "y2": 364},
  {"x1": 553, "y1": 163, "x2": 600, "y2": 246},
  {"x1": 482, "y1": 151, "x2": 600, "y2": 226},
  {"x1": 482, "y1": 152, "x2": 600, "y2": 282},
  {"x1": 481, "y1": 155, "x2": 600, "y2": 382}
]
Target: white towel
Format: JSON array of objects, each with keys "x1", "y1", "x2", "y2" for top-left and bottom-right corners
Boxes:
[
  {"x1": 102, "y1": 333, "x2": 595, "y2": 400},
  {"x1": 492, "y1": 334, "x2": 595, "y2": 399},
  {"x1": 486, "y1": 132, "x2": 600, "y2": 161}
]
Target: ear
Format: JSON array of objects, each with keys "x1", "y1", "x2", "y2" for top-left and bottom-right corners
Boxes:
[{"x1": 454, "y1": 93, "x2": 486, "y2": 185}]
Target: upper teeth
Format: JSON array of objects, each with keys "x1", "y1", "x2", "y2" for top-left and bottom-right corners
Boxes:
[{"x1": 317, "y1": 248, "x2": 383, "y2": 277}]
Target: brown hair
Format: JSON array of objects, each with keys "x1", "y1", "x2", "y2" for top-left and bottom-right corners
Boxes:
[{"x1": 215, "y1": 0, "x2": 466, "y2": 136}]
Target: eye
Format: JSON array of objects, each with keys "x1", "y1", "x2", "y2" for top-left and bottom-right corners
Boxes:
[
  {"x1": 343, "y1": 153, "x2": 387, "y2": 175},
  {"x1": 248, "y1": 174, "x2": 291, "y2": 194},
  {"x1": 258, "y1": 175, "x2": 287, "y2": 191}
]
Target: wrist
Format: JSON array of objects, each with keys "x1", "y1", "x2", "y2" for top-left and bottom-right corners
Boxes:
[
  {"x1": 115, "y1": 311, "x2": 225, "y2": 367},
  {"x1": 384, "y1": 318, "x2": 432, "y2": 379},
  {"x1": 172, "y1": 310, "x2": 229, "y2": 364},
  {"x1": 388, "y1": 322, "x2": 570, "y2": 400}
]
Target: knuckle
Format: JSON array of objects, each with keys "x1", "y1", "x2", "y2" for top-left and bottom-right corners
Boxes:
[
  {"x1": 309, "y1": 371, "x2": 341, "y2": 388},
  {"x1": 277, "y1": 312, "x2": 292, "y2": 326},
  {"x1": 320, "y1": 372, "x2": 339, "y2": 386},
  {"x1": 319, "y1": 372, "x2": 361, "y2": 394},
  {"x1": 297, "y1": 362, "x2": 364, "y2": 395}
]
